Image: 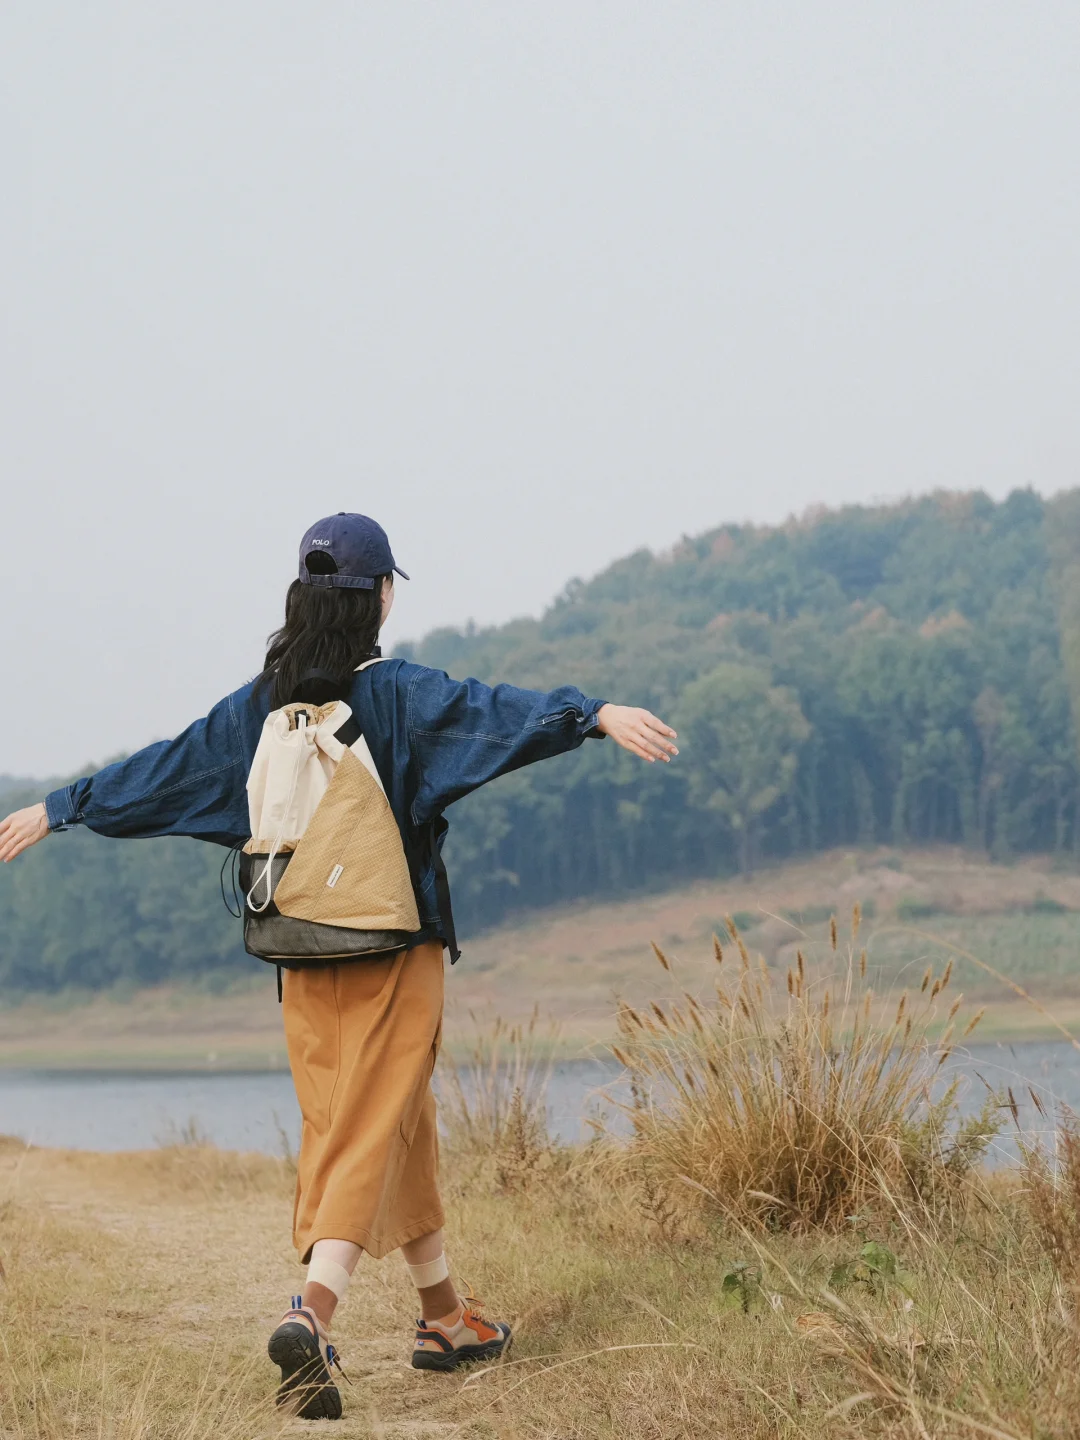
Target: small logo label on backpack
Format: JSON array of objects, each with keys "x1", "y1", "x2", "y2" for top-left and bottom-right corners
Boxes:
[{"x1": 326, "y1": 864, "x2": 344, "y2": 889}]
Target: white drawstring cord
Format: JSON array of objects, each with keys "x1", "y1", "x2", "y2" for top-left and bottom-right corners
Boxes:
[{"x1": 248, "y1": 712, "x2": 307, "y2": 914}]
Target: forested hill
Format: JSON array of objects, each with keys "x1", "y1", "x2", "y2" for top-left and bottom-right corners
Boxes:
[
  {"x1": 403, "y1": 487, "x2": 1080, "y2": 922},
  {"x1": 5, "y1": 488, "x2": 1080, "y2": 992}
]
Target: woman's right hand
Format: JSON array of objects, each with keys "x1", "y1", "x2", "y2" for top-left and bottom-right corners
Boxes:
[
  {"x1": 595, "y1": 704, "x2": 678, "y2": 764},
  {"x1": 0, "y1": 803, "x2": 50, "y2": 862}
]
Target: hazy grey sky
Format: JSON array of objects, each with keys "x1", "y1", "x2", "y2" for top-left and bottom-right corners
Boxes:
[{"x1": 3, "y1": 2, "x2": 1079, "y2": 777}]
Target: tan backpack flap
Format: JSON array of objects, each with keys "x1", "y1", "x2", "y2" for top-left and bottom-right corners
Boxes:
[{"x1": 272, "y1": 747, "x2": 421, "y2": 932}]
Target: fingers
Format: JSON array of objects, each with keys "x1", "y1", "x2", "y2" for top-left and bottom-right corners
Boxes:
[
  {"x1": 0, "y1": 806, "x2": 49, "y2": 862},
  {"x1": 0, "y1": 829, "x2": 28, "y2": 863},
  {"x1": 643, "y1": 724, "x2": 678, "y2": 758},
  {"x1": 631, "y1": 726, "x2": 670, "y2": 760},
  {"x1": 599, "y1": 706, "x2": 679, "y2": 765},
  {"x1": 614, "y1": 713, "x2": 679, "y2": 763},
  {"x1": 618, "y1": 737, "x2": 661, "y2": 764},
  {"x1": 632, "y1": 712, "x2": 678, "y2": 762},
  {"x1": 641, "y1": 711, "x2": 678, "y2": 741}
]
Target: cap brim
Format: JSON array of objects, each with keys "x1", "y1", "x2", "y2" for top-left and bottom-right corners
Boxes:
[{"x1": 393, "y1": 565, "x2": 410, "y2": 581}]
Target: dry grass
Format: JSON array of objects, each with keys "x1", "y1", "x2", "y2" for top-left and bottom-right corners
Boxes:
[
  {"x1": 436, "y1": 1008, "x2": 564, "y2": 1200},
  {"x1": 1017, "y1": 1102, "x2": 1080, "y2": 1287},
  {"x1": 4, "y1": 1134, "x2": 1078, "y2": 1439},
  {"x1": 606, "y1": 910, "x2": 999, "y2": 1234},
  {"x1": 437, "y1": 1008, "x2": 556, "y2": 1157},
  {"x1": 0, "y1": 1153, "x2": 291, "y2": 1439},
  {"x1": 7, "y1": 920, "x2": 1080, "y2": 1437}
]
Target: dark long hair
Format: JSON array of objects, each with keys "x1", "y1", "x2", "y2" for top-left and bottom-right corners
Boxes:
[{"x1": 258, "y1": 574, "x2": 390, "y2": 707}]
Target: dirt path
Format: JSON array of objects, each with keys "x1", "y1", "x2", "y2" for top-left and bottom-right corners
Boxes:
[{"x1": 0, "y1": 1140, "x2": 476, "y2": 1437}]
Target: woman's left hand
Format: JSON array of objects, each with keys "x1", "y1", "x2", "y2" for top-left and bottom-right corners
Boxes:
[
  {"x1": 595, "y1": 704, "x2": 678, "y2": 764},
  {"x1": 0, "y1": 803, "x2": 50, "y2": 862}
]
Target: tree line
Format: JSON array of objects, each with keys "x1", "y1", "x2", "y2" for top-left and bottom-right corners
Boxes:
[{"x1": 3, "y1": 487, "x2": 1079, "y2": 991}]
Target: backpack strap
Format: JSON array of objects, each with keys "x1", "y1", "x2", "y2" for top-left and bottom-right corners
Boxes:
[
  {"x1": 289, "y1": 654, "x2": 385, "y2": 706},
  {"x1": 424, "y1": 816, "x2": 460, "y2": 964},
  {"x1": 333, "y1": 713, "x2": 362, "y2": 748},
  {"x1": 288, "y1": 668, "x2": 347, "y2": 705},
  {"x1": 332, "y1": 655, "x2": 387, "y2": 748}
]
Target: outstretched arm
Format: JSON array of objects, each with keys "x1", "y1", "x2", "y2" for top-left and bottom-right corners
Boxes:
[
  {"x1": 0, "y1": 803, "x2": 49, "y2": 863},
  {"x1": 1, "y1": 687, "x2": 254, "y2": 860},
  {"x1": 406, "y1": 668, "x2": 677, "y2": 822}
]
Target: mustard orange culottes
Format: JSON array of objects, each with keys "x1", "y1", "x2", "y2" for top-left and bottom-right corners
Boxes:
[{"x1": 281, "y1": 940, "x2": 445, "y2": 1261}]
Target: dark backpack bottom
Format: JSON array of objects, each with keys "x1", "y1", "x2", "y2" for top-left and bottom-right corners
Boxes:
[{"x1": 239, "y1": 850, "x2": 416, "y2": 966}]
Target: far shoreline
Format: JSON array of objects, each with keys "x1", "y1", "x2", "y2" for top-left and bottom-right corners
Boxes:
[
  {"x1": 6, "y1": 846, "x2": 1080, "y2": 1069},
  {"x1": 2, "y1": 992, "x2": 1079, "y2": 1072}
]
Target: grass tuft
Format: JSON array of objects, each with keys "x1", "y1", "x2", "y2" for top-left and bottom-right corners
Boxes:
[
  {"x1": 437, "y1": 1007, "x2": 561, "y2": 1197},
  {"x1": 608, "y1": 909, "x2": 999, "y2": 1233}
]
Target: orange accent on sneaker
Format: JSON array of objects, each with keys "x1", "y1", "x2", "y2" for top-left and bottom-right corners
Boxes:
[
  {"x1": 461, "y1": 1310, "x2": 503, "y2": 1344},
  {"x1": 411, "y1": 1300, "x2": 512, "y2": 1372}
]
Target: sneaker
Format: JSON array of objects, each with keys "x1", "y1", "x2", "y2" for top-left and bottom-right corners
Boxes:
[
  {"x1": 411, "y1": 1298, "x2": 512, "y2": 1372},
  {"x1": 267, "y1": 1296, "x2": 344, "y2": 1420}
]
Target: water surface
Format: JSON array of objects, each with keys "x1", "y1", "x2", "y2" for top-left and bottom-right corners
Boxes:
[
  {"x1": 0, "y1": 1059, "x2": 621, "y2": 1152},
  {"x1": 1, "y1": 1042, "x2": 1077, "y2": 1162}
]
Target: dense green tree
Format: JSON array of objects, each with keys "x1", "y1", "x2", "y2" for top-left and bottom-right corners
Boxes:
[{"x1": 678, "y1": 664, "x2": 810, "y2": 875}]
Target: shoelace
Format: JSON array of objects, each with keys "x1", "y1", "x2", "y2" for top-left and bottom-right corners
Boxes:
[
  {"x1": 325, "y1": 1343, "x2": 353, "y2": 1387},
  {"x1": 460, "y1": 1284, "x2": 487, "y2": 1324},
  {"x1": 417, "y1": 1290, "x2": 487, "y2": 1331}
]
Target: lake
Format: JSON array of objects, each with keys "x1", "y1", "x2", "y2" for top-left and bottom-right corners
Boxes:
[
  {"x1": 1, "y1": 1041, "x2": 1077, "y2": 1162},
  {"x1": 0, "y1": 1058, "x2": 623, "y2": 1153}
]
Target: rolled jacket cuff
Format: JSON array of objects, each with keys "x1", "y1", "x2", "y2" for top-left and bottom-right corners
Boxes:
[
  {"x1": 44, "y1": 787, "x2": 80, "y2": 831},
  {"x1": 580, "y1": 698, "x2": 608, "y2": 739}
]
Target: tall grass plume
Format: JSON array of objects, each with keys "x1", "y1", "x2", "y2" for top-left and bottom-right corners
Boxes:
[
  {"x1": 437, "y1": 1009, "x2": 558, "y2": 1191},
  {"x1": 610, "y1": 909, "x2": 999, "y2": 1231}
]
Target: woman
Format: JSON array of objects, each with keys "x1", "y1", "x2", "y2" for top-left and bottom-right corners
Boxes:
[{"x1": 0, "y1": 512, "x2": 677, "y2": 1420}]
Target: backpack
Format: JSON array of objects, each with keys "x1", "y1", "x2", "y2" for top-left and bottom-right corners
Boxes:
[{"x1": 238, "y1": 659, "x2": 422, "y2": 972}]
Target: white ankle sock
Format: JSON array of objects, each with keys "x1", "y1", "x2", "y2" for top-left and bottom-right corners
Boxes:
[
  {"x1": 306, "y1": 1256, "x2": 352, "y2": 1301},
  {"x1": 405, "y1": 1253, "x2": 450, "y2": 1290}
]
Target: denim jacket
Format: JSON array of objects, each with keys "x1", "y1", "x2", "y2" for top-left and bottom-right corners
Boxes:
[{"x1": 44, "y1": 659, "x2": 607, "y2": 957}]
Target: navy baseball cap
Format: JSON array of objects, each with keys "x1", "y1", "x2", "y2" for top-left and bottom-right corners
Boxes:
[{"x1": 298, "y1": 513, "x2": 410, "y2": 590}]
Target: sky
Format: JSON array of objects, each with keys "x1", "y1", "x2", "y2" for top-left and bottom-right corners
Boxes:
[{"x1": 2, "y1": 2, "x2": 1079, "y2": 778}]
